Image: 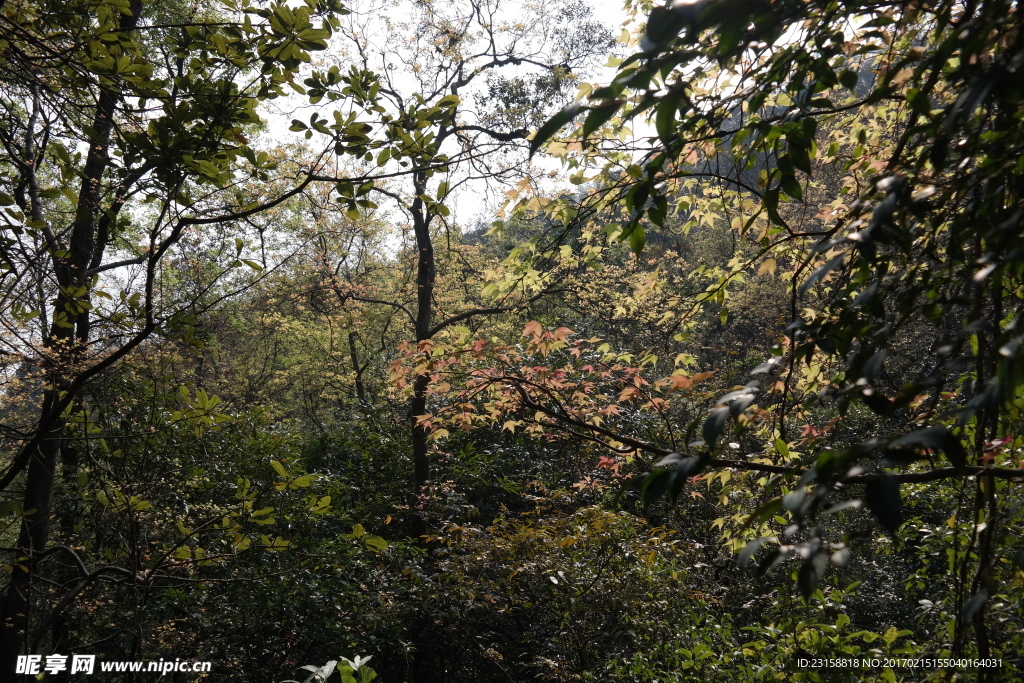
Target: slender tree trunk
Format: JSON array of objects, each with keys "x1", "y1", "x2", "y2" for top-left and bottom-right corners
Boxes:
[
  {"x1": 0, "y1": 3, "x2": 143, "y2": 675},
  {"x1": 348, "y1": 332, "x2": 368, "y2": 405},
  {"x1": 0, "y1": 390, "x2": 64, "y2": 680},
  {"x1": 408, "y1": 168, "x2": 434, "y2": 538},
  {"x1": 407, "y1": 169, "x2": 445, "y2": 681}
]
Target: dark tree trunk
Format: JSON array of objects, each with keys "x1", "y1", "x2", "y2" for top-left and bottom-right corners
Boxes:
[
  {"x1": 0, "y1": 391, "x2": 64, "y2": 680},
  {"x1": 408, "y1": 168, "x2": 434, "y2": 539},
  {"x1": 348, "y1": 331, "x2": 368, "y2": 405},
  {"x1": 0, "y1": 2, "x2": 143, "y2": 676},
  {"x1": 407, "y1": 168, "x2": 445, "y2": 683}
]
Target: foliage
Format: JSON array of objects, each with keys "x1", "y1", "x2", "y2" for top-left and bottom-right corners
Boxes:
[
  {"x1": 0, "y1": 0, "x2": 413, "y2": 671},
  {"x1": 3, "y1": 0, "x2": 1024, "y2": 680},
  {"x1": 528, "y1": 0, "x2": 1024, "y2": 666},
  {"x1": 282, "y1": 657, "x2": 377, "y2": 683}
]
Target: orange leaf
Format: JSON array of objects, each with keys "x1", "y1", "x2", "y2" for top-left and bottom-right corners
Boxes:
[
  {"x1": 618, "y1": 386, "x2": 639, "y2": 402},
  {"x1": 664, "y1": 374, "x2": 693, "y2": 391}
]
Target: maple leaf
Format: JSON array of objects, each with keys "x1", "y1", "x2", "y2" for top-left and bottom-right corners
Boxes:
[
  {"x1": 618, "y1": 386, "x2": 639, "y2": 402},
  {"x1": 985, "y1": 436, "x2": 1013, "y2": 451},
  {"x1": 522, "y1": 320, "x2": 542, "y2": 337},
  {"x1": 572, "y1": 477, "x2": 596, "y2": 491},
  {"x1": 663, "y1": 373, "x2": 692, "y2": 391}
]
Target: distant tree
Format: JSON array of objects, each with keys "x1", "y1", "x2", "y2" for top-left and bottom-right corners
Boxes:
[{"x1": 294, "y1": 0, "x2": 612, "y2": 530}]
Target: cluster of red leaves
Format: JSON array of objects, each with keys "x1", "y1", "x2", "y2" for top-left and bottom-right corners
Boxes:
[{"x1": 388, "y1": 322, "x2": 717, "y2": 457}]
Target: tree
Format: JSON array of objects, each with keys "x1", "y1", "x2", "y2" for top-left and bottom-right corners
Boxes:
[
  {"x1": 277, "y1": 3, "x2": 614, "y2": 676},
  {"x1": 0, "y1": 0, "x2": 403, "y2": 669},
  {"x1": 292, "y1": 0, "x2": 612, "y2": 536},
  {"x1": 529, "y1": 0, "x2": 1024, "y2": 667}
]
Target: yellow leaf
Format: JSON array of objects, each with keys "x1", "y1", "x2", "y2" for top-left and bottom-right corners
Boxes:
[
  {"x1": 891, "y1": 68, "x2": 914, "y2": 86},
  {"x1": 757, "y1": 258, "x2": 777, "y2": 276}
]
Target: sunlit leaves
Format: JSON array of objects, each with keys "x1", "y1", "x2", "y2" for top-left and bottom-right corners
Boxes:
[
  {"x1": 344, "y1": 524, "x2": 388, "y2": 553},
  {"x1": 271, "y1": 460, "x2": 319, "y2": 490}
]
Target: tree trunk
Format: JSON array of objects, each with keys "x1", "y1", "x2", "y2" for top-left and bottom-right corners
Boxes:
[
  {"x1": 408, "y1": 168, "x2": 434, "y2": 539},
  {"x1": 407, "y1": 168, "x2": 445, "y2": 682},
  {"x1": 348, "y1": 331, "x2": 368, "y2": 405},
  {"x1": 0, "y1": 2, "x2": 143, "y2": 675},
  {"x1": 0, "y1": 392, "x2": 64, "y2": 680}
]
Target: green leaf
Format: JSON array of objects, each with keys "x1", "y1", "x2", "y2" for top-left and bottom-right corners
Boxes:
[
  {"x1": 961, "y1": 591, "x2": 988, "y2": 620},
  {"x1": 864, "y1": 475, "x2": 902, "y2": 532},
  {"x1": 890, "y1": 426, "x2": 966, "y2": 470},
  {"x1": 738, "y1": 537, "x2": 771, "y2": 566},
  {"x1": 629, "y1": 224, "x2": 646, "y2": 254},
  {"x1": 641, "y1": 468, "x2": 678, "y2": 504},
  {"x1": 798, "y1": 552, "x2": 828, "y2": 598},
  {"x1": 756, "y1": 547, "x2": 787, "y2": 576},
  {"x1": 780, "y1": 174, "x2": 803, "y2": 201},
  {"x1": 763, "y1": 186, "x2": 787, "y2": 228},
  {"x1": 642, "y1": 7, "x2": 687, "y2": 52},
  {"x1": 790, "y1": 141, "x2": 811, "y2": 175},
  {"x1": 799, "y1": 254, "x2": 845, "y2": 295},
  {"x1": 741, "y1": 497, "x2": 783, "y2": 532},
  {"x1": 363, "y1": 535, "x2": 388, "y2": 552},
  {"x1": 702, "y1": 406, "x2": 729, "y2": 445},
  {"x1": 291, "y1": 474, "x2": 316, "y2": 488},
  {"x1": 655, "y1": 91, "x2": 682, "y2": 146},
  {"x1": 530, "y1": 104, "x2": 581, "y2": 156},
  {"x1": 581, "y1": 100, "x2": 622, "y2": 139}
]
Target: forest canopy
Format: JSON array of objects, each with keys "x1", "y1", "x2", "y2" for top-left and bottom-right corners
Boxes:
[{"x1": 1, "y1": 0, "x2": 1022, "y2": 681}]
